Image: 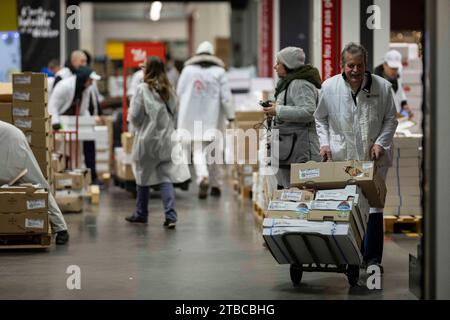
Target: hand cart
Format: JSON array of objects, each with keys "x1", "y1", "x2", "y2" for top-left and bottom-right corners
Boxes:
[{"x1": 265, "y1": 231, "x2": 360, "y2": 287}]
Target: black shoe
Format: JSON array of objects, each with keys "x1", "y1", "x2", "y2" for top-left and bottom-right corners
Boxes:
[
  {"x1": 210, "y1": 187, "x2": 221, "y2": 197},
  {"x1": 56, "y1": 230, "x2": 69, "y2": 245},
  {"x1": 125, "y1": 215, "x2": 147, "y2": 224},
  {"x1": 198, "y1": 180, "x2": 209, "y2": 199},
  {"x1": 163, "y1": 219, "x2": 176, "y2": 229}
]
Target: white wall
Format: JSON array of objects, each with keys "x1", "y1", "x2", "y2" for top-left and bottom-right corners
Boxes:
[
  {"x1": 188, "y1": 2, "x2": 231, "y2": 51},
  {"x1": 341, "y1": 0, "x2": 360, "y2": 51},
  {"x1": 373, "y1": 0, "x2": 390, "y2": 67},
  {"x1": 80, "y1": 3, "x2": 94, "y2": 55},
  {"x1": 94, "y1": 20, "x2": 187, "y2": 56}
]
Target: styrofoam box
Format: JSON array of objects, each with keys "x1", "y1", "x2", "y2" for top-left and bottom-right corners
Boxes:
[
  {"x1": 96, "y1": 150, "x2": 110, "y2": 161},
  {"x1": 403, "y1": 84, "x2": 423, "y2": 98},
  {"x1": 389, "y1": 43, "x2": 419, "y2": 62},
  {"x1": 404, "y1": 58, "x2": 422, "y2": 71},
  {"x1": 402, "y1": 70, "x2": 422, "y2": 85},
  {"x1": 96, "y1": 162, "x2": 110, "y2": 172},
  {"x1": 393, "y1": 136, "x2": 423, "y2": 148},
  {"x1": 60, "y1": 115, "x2": 96, "y2": 126}
]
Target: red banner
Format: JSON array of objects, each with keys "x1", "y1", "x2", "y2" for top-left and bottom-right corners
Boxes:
[
  {"x1": 259, "y1": 0, "x2": 273, "y2": 77},
  {"x1": 322, "y1": 0, "x2": 341, "y2": 80},
  {"x1": 123, "y1": 42, "x2": 165, "y2": 131}
]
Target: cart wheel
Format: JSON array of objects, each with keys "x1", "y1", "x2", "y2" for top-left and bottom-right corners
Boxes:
[
  {"x1": 290, "y1": 265, "x2": 303, "y2": 286},
  {"x1": 347, "y1": 265, "x2": 360, "y2": 287}
]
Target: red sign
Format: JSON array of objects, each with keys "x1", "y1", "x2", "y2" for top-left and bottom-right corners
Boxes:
[
  {"x1": 259, "y1": 0, "x2": 273, "y2": 77},
  {"x1": 123, "y1": 42, "x2": 165, "y2": 131},
  {"x1": 322, "y1": 0, "x2": 341, "y2": 80}
]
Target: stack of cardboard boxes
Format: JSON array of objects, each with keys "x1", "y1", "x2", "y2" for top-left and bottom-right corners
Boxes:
[
  {"x1": 263, "y1": 160, "x2": 385, "y2": 266},
  {"x1": 0, "y1": 83, "x2": 12, "y2": 123},
  {"x1": 0, "y1": 184, "x2": 49, "y2": 236},
  {"x1": 94, "y1": 126, "x2": 110, "y2": 178},
  {"x1": 233, "y1": 111, "x2": 265, "y2": 198},
  {"x1": 12, "y1": 73, "x2": 53, "y2": 181},
  {"x1": 115, "y1": 132, "x2": 135, "y2": 181},
  {"x1": 385, "y1": 135, "x2": 422, "y2": 216},
  {"x1": 53, "y1": 169, "x2": 91, "y2": 213}
]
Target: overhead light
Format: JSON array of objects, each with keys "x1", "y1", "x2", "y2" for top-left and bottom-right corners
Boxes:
[{"x1": 150, "y1": 1, "x2": 162, "y2": 21}]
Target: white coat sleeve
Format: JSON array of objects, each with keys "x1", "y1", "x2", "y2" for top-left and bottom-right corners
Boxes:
[
  {"x1": 48, "y1": 84, "x2": 66, "y2": 125},
  {"x1": 398, "y1": 78, "x2": 408, "y2": 105},
  {"x1": 375, "y1": 87, "x2": 398, "y2": 148},
  {"x1": 128, "y1": 85, "x2": 146, "y2": 128},
  {"x1": 219, "y1": 72, "x2": 235, "y2": 120},
  {"x1": 276, "y1": 80, "x2": 316, "y2": 123},
  {"x1": 314, "y1": 88, "x2": 330, "y2": 147},
  {"x1": 176, "y1": 69, "x2": 189, "y2": 98}
]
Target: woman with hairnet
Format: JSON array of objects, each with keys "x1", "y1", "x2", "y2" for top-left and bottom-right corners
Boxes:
[
  {"x1": 262, "y1": 47, "x2": 322, "y2": 188},
  {"x1": 125, "y1": 56, "x2": 190, "y2": 228}
]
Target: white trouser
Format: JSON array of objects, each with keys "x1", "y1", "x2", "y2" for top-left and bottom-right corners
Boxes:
[{"x1": 191, "y1": 141, "x2": 223, "y2": 187}]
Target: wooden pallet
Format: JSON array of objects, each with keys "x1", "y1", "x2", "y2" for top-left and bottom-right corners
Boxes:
[
  {"x1": 0, "y1": 231, "x2": 52, "y2": 250},
  {"x1": 384, "y1": 215, "x2": 422, "y2": 234}
]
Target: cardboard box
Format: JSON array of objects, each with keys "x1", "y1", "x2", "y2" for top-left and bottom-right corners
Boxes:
[
  {"x1": 25, "y1": 131, "x2": 53, "y2": 149},
  {"x1": 51, "y1": 153, "x2": 66, "y2": 173},
  {"x1": 265, "y1": 200, "x2": 310, "y2": 220},
  {"x1": 393, "y1": 136, "x2": 422, "y2": 149},
  {"x1": 384, "y1": 206, "x2": 422, "y2": 216},
  {"x1": 55, "y1": 190, "x2": 83, "y2": 213},
  {"x1": 235, "y1": 111, "x2": 265, "y2": 122},
  {"x1": 12, "y1": 102, "x2": 49, "y2": 118},
  {"x1": 272, "y1": 188, "x2": 315, "y2": 202},
  {"x1": 0, "y1": 211, "x2": 49, "y2": 234},
  {"x1": 392, "y1": 148, "x2": 421, "y2": 159},
  {"x1": 0, "y1": 82, "x2": 13, "y2": 102},
  {"x1": 0, "y1": 188, "x2": 48, "y2": 213},
  {"x1": 54, "y1": 172, "x2": 84, "y2": 190},
  {"x1": 13, "y1": 117, "x2": 50, "y2": 133},
  {"x1": 12, "y1": 73, "x2": 47, "y2": 89},
  {"x1": 0, "y1": 102, "x2": 12, "y2": 122},
  {"x1": 290, "y1": 161, "x2": 386, "y2": 208},
  {"x1": 13, "y1": 87, "x2": 48, "y2": 103},
  {"x1": 121, "y1": 132, "x2": 134, "y2": 154},
  {"x1": 262, "y1": 220, "x2": 361, "y2": 265},
  {"x1": 31, "y1": 147, "x2": 50, "y2": 164}
]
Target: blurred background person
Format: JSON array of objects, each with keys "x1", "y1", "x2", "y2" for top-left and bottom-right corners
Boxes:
[
  {"x1": 374, "y1": 49, "x2": 414, "y2": 119},
  {"x1": 176, "y1": 41, "x2": 234, "y2": 199}
]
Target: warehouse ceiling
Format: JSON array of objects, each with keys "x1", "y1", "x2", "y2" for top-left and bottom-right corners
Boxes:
[
  {"x1": 68, "y1": 0, "x2": 249, "y2": 10},
  {"x1": 94, "y1": 2, "x2": 188, "y2": 21}
]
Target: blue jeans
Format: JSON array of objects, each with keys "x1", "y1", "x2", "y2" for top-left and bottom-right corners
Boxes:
[
  {"x1": 361, "y1": 212, "x2": 384, "y2": 264},
  {"x1": 135, "y1": 183, "x2": 177, "y2": 222}
]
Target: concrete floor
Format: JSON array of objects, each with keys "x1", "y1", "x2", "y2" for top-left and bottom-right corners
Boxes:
[{"x1": 0, "y1": 182, "x2": 419, "y2": 299}]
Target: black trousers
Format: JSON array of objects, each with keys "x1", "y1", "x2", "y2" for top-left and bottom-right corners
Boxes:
[{"x1": 83, "y1": 140, "x2": 98, "y2": 182}]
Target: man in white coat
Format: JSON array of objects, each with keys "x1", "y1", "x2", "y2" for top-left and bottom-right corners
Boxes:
[
  {"x1": 177, "y1": 41, "x2": 234, "y2": 199},
  {"x1": 0, "y1": 121, "x2": 69, "y2": 244},
  {"x1": 314, "y1": 43, "x2": 398, "y2": 271}
]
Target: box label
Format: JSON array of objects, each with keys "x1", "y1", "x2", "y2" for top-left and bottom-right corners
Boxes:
[
  {"x1": 13, "y1": 107, "x2": 30, "y2": 117},
  {"x1": 280, "y1": 191, "x2": 303, "y2": 202},
  {"x1": 58, "y1": 178, "x2": 73, "y2": 187},
  {"x1": 15, "y1": 119, "x2": 32, "y2": 128},
  {"x1": 14, "y1": 76, "x2": 32, "y2": 85},
  {"x1": 299, "y1": 168, "x2": 320, "y2": 180},
  {"x1": 25, "y1": 218, "x2": 44, "y2": 229},
  {"x1": 13, "y1": 92, "x2": 31, "y2": 101},
  {"x1": 27, "y1": 199, "x2": 46, "y2": 210},
  {"x1": 362, "y1": 162, "x2": 374, "y2": 170}
]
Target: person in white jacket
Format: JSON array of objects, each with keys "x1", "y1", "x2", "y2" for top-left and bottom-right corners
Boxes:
[
  {"x1": 0, "y1": 121, "x2": 69, "y2": 244},
  {"x1": 374, "y1": 49, "x2": 414, "y2": 118},
  {"x1": 125, "y1": 56, "x2": 190, "y2": 228},
  {"x1": 314, "y1": 43, "x2": 398, "y2": 271},
  {"x1": 177, "y1": 41, "x2": 235, "y2": 199},
  {"x1": 48, "y1": 67, "x2": 103, "y2": 185}
]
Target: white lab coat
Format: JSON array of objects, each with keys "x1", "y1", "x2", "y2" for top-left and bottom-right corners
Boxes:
[
  {"x1": 48, "y1": 76, "x2": 91, "y2": 125},
  {"x1": 314, "y1": 73, "x2": 398, "y2": 167},
  {"x1": 127, "y1": 69, "x2": 144, "y2": 98},
  {"x1": 0, "y1": 121, "x2": 68, "y2": 232},
  {"x1": 392, "y1": 76, "x2": 408, "y2": 113},
  {"x1": 176, "y1": 54, "x2": 234, "y2": 141},
  {"x1": 129, "y1": 83, "x2": 190, "y2": 186}
]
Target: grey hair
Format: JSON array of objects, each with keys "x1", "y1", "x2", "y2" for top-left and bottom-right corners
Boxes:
[{"x1": 340, "y1": 42, "x2": 368, "y2": 67}]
